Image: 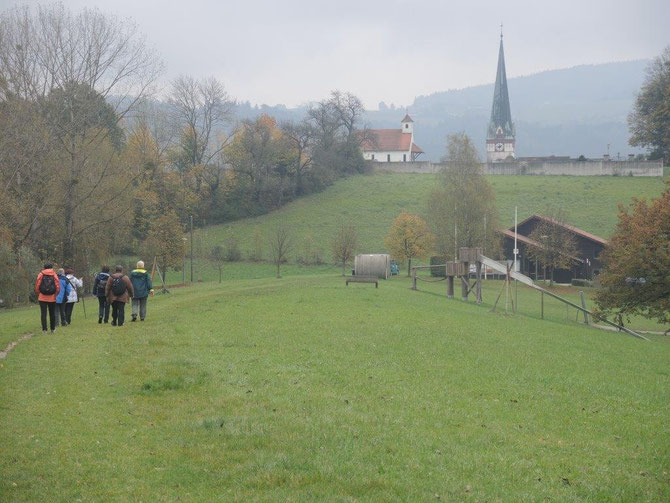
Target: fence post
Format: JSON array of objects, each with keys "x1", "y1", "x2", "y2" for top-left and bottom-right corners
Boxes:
[
  {"x1": 541, "y1": 291, "x2": 544, "y2": 319},
  {"x1": 461, "y1": 261, "x2": 469, "y2": 301},
  {"x1": 411, "y1": 268, "x2": 417, "y2": 290},
  {"x1": 580, "y1": 291, "x2": 589, "y2": 324},
  {"x1": 476, "y1": 261, "x2": 482, "y2": 304}
]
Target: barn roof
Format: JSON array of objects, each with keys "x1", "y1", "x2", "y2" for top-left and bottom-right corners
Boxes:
[
  {"x1": 361, "y1": 129, "x2": 423, "y2": 153},
  {"x1": 512, "y1": 214, "x2": 608, "y2": 245}
]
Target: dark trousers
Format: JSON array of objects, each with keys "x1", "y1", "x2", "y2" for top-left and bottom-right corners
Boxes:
[
  {"x1": 65, "y1": 302, "x2": 75, "y2": 324},
  {"x1": 56, "y1": 303, "x2": 67, "y2": 326},
  {"x1": 111, "y1": 301, "x2": 125, "y2": 326},
  {"x1": 39, "y1": 301, "x2": 56, "y2": 332},
  {"x1": 98, "y1": 296, "x2": 110, "y2": 322}
]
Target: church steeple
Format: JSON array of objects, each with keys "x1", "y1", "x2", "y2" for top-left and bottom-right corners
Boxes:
[{"x1": 486, "y1": 28, "x2": 516, "y2": 162}]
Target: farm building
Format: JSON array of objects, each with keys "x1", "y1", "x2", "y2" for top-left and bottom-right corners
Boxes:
[
  {"x1": 500, "y1": 214, "x2": 607, "y2": 283},
  {"x1": 361, "y1": 115, "x2": 424, "y2": 163}
]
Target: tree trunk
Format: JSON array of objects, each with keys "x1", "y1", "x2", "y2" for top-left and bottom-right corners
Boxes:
[
  {"x1": 276, "y1": 262, "x2": 281, "y2": 279},
  {"x1": 218, "y1": 266, "x2": 222, "y2": 283},
  {"x1": 342, "y1": 260, "x2": 346, "y2": 276},
  {"x1": 549, "y1": 266, "x2": 554, "y2": 287},
  {"x1": 63, "y1": 195, "x2": 75, "y2": 264},
  {"x1": 407, "y1": 257, "x2": 412, "y2": 276},
  {"x1": 162, "y1": 261, "x2": 168, "y2": 289}
]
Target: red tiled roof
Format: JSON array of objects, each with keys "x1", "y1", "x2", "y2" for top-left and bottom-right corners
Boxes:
[
  {"x1": 512, "y1": 215, "x2": 608, "y2": 245},
  {"x1": 411, "y1": 143, "x2": 423, "y2": 153},
  {"x1": 362, "y1": 129, "x2": 412, "y2": 152}
]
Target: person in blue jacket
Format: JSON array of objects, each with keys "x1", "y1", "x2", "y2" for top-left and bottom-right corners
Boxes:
[{"x1": 55, "y1": 268, "x2": 71, "y2": 327}]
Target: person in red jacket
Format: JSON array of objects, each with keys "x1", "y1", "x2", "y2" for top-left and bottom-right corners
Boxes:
[{"x1": 35, "y1": 262, "x2": 61, "y2": 333}]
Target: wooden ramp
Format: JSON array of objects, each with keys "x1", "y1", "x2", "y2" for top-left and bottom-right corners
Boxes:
[{"x1": 478, "y1": 255, "x2": 648, "y2": 341}]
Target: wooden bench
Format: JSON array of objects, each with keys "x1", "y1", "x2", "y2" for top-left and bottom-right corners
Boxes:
[{"x1": 345, "y1": 276, "x2": 378, "y2": 288}]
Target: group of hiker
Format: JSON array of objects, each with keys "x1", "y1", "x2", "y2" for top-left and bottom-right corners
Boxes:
[{"x1": 34, "y1": 261, "x2": 154, "y2": 333}]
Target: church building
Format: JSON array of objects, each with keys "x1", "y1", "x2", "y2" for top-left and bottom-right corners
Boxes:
[
  {"x1": 361, "y1": 115, "x2": 424, "y2": 162},
  {"x1": 486, "y1": 32, "x2": 516, "y2": 162}
]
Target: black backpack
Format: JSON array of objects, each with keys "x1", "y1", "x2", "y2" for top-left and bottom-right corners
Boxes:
[
  {"x1": 39, "y1": 274, "x2": 57, "y2": 295},
  {"x1": 111, "y1": 276, "x2": 126, "y2": 295},
  {"x1": 97, "y1": 273, "x2": 109, "y2": 296}
]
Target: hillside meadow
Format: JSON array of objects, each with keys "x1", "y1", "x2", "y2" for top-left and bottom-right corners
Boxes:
[
  {"x1": 1, "y1": 272, "x2": 669, "y2": 501},
  {"x1": 197, "y1": 172, "x2": 667, "y2": 260}
]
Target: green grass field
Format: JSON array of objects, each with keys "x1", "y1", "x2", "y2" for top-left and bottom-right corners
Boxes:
[
  {"x1": 198, "y1": 173, "x2": 667, "y2": 260},
  {"x1": 2, "y1": 272, "x2": 669, "y2": 501}
]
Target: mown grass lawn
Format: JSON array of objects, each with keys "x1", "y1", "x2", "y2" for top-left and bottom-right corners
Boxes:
[
  {"x1": 1, "y1": 272, "x2": 669, "y2": 501},
  {"x1": 198, "y1": 172, "x2": 667, "y2": 258}
]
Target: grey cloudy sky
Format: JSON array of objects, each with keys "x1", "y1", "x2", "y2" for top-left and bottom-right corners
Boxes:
[{"x1": 3, "y1": 0, "x2": 669, "y2": 108}]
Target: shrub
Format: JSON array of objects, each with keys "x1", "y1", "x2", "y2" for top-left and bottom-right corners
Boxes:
[
  {"x1": 430, "y1": 255, "x2": 448, "y2": 277},
  {"x1": 224, "y1": 236, "x2": 242, "y2": 262},
  {"x1": 247, "y1": 228, "x2": 264, "y2": 262}
]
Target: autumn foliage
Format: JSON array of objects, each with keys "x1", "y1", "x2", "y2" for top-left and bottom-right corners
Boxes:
[
  {"x1": 595, "y1": 182, "x2": 670, "y2": 328},
  {"x1": 385, "y1": 212, "x2": 434, "y2": 275}
]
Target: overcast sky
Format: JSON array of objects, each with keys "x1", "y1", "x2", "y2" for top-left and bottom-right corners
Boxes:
[{"x1": 3, "y1": 0, "x2": 669, "y2": 108}]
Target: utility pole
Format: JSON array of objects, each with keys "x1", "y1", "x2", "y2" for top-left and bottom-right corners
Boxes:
[
  {"x1": 483, "y1": 214, "x2": 487, "y2": 280},
  {"x1": 190, "y1": 215, "x2": 194, "y2": 283},
  {"x1": 514, "y1": 206, "x2": 518, "y2": 312}
]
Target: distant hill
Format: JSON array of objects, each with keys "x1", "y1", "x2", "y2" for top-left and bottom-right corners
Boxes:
[
  {"x1": 235, "y1": 60, "x2": 650, "y2": 161},
  {"x1": 370, "y1": 60, "x2": 650, "y2": 160}
]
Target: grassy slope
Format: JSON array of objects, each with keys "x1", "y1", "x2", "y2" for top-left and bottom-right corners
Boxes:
[
  {"x1": 198, "y1": 173, "x2": 667, "y2": 258},
  {"x1": 1, "y1": 275, "x2": 669, "y2": 501}
]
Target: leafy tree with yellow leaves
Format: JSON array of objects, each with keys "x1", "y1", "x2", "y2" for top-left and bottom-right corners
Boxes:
[
  {"x1": 385, "y1": 212, "x2": 435, "y2": 276},
  {"x1": 142, "y1": 211, "x2": 185, "y2": 286}
]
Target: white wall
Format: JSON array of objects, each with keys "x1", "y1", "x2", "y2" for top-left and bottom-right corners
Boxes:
[
  {"x1": 364, "y1": 150, "x2": 412, "y2": 162},
  {"x1": 371, "y1": 160, "x2": 663, "y2": 176}
]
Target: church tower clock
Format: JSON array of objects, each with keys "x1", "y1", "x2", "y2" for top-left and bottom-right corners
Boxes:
[{"x1": 486, "y1": 29, "x2": 516, "y2": 162}]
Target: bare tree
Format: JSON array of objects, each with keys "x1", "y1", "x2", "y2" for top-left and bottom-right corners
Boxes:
[
  {"x1": 427, "y1": 133, "x2": 500, "y2": 259},
  {"x1": 270, "y1": 225, "x2": 293, "y2": 278},
  {"x1": 0, "y1": 96, "x2": 58, "y2": 252},
  {"x1": 307, "y1": 90, "x2": 369, "y2": 175},
  {"x1": 332, "y1": 224, "x2": 358, "y2": 276},
  {"x1": 168, "y1": 75, "x2": 233, "y2": 168},
  {"x1": 280, "y1": 119, "x2": 315, "y2": 195},
  {"x1": 0, "y1": 4, "x2": 163, "y2": 266},
  {"x1": 210, "y1": 245, "x2": 225, "y2": 283},
  {"x1": 526, "y1": 207, "x2": 579, "y2": 287}
]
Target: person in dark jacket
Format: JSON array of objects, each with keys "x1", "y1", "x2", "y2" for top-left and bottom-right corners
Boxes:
[
  {"x1": 93, "y1": 265, "x2": 111, "y2": 324},
  {"x1": 105, "y1": 265, "x2": 134, "y2": 327},
  {"x1": 55, "y1": 268, "x2": 72, "y2": 326},
  {"x1": 35, "y1": 262, "x2": 61, "y2": 333},
  {"x1": 129, "y1": 260, "x2": 154, "y2": 322}
]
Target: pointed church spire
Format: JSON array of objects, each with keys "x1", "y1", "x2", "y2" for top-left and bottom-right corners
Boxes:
[{"x1": 487, "y1": 34, "x2": 514, "y2": 139}]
